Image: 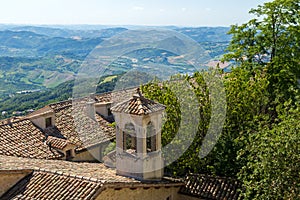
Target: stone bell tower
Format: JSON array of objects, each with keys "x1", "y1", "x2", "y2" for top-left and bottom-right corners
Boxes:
[{"x1": 111, "y1": 88, "x2": 165, "y2": 181}]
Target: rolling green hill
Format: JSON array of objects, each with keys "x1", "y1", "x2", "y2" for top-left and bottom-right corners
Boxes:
[
  {"x1": 0, "y1": 29, "x2": 106, "y2": 95},
  {"x1": 0, "y1": 74, "x2": 122, "y2": 119},
  {"x1": 0, "y1": 25, "x2": 231, "y2": 103},
  {"x1": 176, "y1": 27, "x2": 231, "y2": 42},
  {"x1": 0, "y1": 30, "x2": 104, "y2": 57}
]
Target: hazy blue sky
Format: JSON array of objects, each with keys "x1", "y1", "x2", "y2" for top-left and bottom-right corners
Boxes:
[{"x1": 0, "y1": 0, "x2": 270, "y2": 26}]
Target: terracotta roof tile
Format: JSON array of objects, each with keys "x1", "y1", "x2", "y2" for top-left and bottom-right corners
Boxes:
[
  {"x1": 179, "y1": 174, "x2": 241, "y2": 200},
  {"x1": 46, "y1": 136, "x2": 75, "y2": 150},
  {"x1": 0, "y1": 155, "x2": 184, "y2": 199},
  {"x1": 111, "y1": 89, "x2": 165, "y2": 115},
  {"x1": 0, "y1": 155, "x2": 139, "y2": 183},
  {"x1": 46, "y1": 88, "x2": 137, "y2": 151},
  {"x1": 0, "y1": 88, "x2": 137, "y2": 159},
  {"x1": 1, "y1": 170, "x2": 103, "y2": 200},
  {"x1": 0, "y1": 118, "x2": 62, "y2": 159},
  {"x1": 94, "y1": 88, "x2": 136, "y2": 104},
  {"x1": 47, "y1": 101, "x2": 115, "y2": 151},
  {"x1": 0, "y1": 155, "x2": 184, "y2": 187},
  {"x1": 0, "y1": 88, "x2": 143, "y2": 159}
]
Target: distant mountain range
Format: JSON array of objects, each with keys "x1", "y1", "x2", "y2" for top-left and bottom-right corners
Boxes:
[
  {"x1": 0, "y1": 24, "x2": 230, "y2": 41},
  {"x1": 0, "y1": 24, "x2": 231, "y2": 99},
  {"x1": 8, "y1": 26, "x2": 128, "y2": 39}
]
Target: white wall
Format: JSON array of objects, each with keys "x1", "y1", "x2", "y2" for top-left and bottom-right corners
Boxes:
[
  {"x1": 96, "y1": 186, "x2": 181, "y2": 200},
  {"x1": 0, "y1": 170, "x2": 32, "y2": 196}
]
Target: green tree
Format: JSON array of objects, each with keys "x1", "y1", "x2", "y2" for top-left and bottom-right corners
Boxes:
[
  {"x1": 208, "y1": 67, "x2": 270, "y2": 177},
  {"x1": 238, "y1": 99, "x2": 300, "y2": 200},
  {"x1": 224, "y1": 0, "x2": 300, "y2": 103},
  {"x1": 222, "y1": 1, "x2": 300, "y2": 198},
  {"x1": 141, "y1": 74, "x2": 209, "y2": 176},
  {"x1": 141, "y1": 80, "x2": 181, "y2": 147},
  {"x1": 141, "y1": 68, "x2": 269, "y2": 177}
]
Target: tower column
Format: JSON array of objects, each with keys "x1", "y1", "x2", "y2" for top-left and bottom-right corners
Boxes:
[{"x1": 111, "y1": 88, "x2": 166, "y2": 181}]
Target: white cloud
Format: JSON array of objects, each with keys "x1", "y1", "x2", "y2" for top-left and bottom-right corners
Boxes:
[
  {"x1": 132, "y1": 6, "x2": 144, "y2": 11},
  {"x1": 159, "y1": 8, "x2": 165, "y2": 12},
  {"x1": 205, "y1": 8, "x2": 212, "y2": 12},
  {"x1": 181, "y1": 8, "x2": 187, "y2": 12}
]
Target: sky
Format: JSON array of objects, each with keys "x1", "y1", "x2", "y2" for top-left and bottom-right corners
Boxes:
[{"x1": 0, "y1": 0, "x2": 271, "y2": 27}]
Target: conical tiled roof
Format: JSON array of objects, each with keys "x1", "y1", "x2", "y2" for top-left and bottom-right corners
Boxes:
[{"x1": 111, "y1": 88, "x2": 165, "y2": 115}]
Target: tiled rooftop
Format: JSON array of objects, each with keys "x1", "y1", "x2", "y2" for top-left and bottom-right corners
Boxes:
[
  {"x1": 94, "y1": 88, "x2": 137, "y2": 104},
  {"x1": 0, "y1": 155, "x2": 183, "y2": 186},
  {"x1": 0, "y1": 155, "x2": 183, "y2": 199},
  {"x1": 0, "y1": 155, "x2": 140, "y2": 183},
  {"x1": 1, "y1": 170, "x2": 103, "y2": 200},
  {"x1": 111, "y1": 89, "x2": 166, "y2": 115},
  {"x1": 46, "y1": 88, "x2": 137, "y2": 151},
  {"x1": 0, "y1": 118, "x2": 62, "y2": 159},
  {"x1": 46, "y1": 136, "x2": 74, "y2": 150},
  {"x1": 0, "y1": 88, "x2": 137, "y2": 159},
  {"x1": 47, "y1": 100, "x2": 115, "y2": 151},
  {"x1": 179, "y1": 174, "x2": 241, "y2": 200}
]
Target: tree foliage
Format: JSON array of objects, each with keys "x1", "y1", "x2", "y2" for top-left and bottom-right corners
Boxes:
[
  {"x1": 141, "y1": 1, "x2": 299, "y2": 199},
  {"x1": 238, "y1": 100, "x2": 300, "y2": 200},
  {"x1": 220, "y1": 0, "x2": 299, "y2": 198},
  {"x1": 223, "y1": 1, "x2": 300, "y2": 196},
  {"x1": 224, "y1": 0, "x2": 300, "y2": 102}
]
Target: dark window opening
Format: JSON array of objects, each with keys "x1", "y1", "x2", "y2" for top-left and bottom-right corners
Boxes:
[
  {"x1": 146, "y1": 122, "x2": 156, "y2": 152},
  {"x1": 123, "y1": 123, "x2": 136, "y2": 152},
  {"x1": 107, "y1": 108, "x2": 112, "y2": 116},
  {"x1": 45, "y1": 117, "x2": 52, "y2": 128},
  {"x1": 66, "y1": 150, "x2": 72, "y2": 160}
]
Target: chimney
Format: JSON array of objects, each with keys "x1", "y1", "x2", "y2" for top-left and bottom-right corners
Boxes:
[
  {"x1": 86, "y1": 100, "x2": 96, "y2": 121},
  {"x1": 7, "y1": 118, "x2": 12, "y2": 127}
]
